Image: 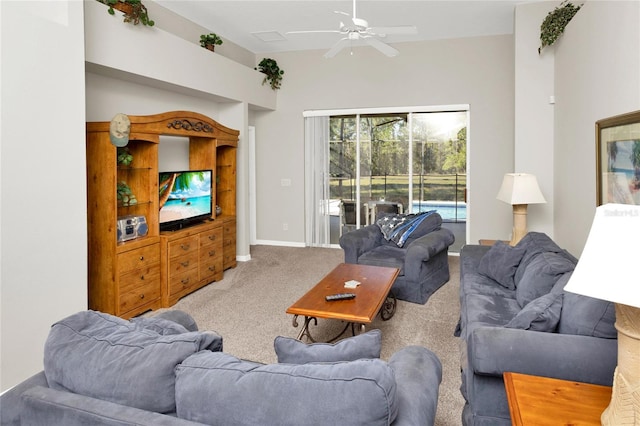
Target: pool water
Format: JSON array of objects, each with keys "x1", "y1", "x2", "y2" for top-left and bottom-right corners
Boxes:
[{"x1": 412, "y1": 201, "x2": 466, "y2": 221}]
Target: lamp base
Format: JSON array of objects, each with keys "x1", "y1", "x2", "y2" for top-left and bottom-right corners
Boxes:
[
  {"x1": 601, "y1": 303, "x2": 640, "y2": 425},
  {"x1": 509, "y1": 204, "x2": 529, "y2": 246}
]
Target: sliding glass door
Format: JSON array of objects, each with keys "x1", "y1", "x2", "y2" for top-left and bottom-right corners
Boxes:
[{"x1": 305, "y1": 107, "x2": 468, "y2": 250}]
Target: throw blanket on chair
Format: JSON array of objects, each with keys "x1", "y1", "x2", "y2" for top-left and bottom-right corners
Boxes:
[{"x1": 376, "y1": 210, "x2": 436, "y2": 247}]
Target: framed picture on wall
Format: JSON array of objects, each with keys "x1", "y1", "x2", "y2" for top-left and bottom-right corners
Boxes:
[{"x1": 596, "y1": 110, "x2": 640, "y2": 206}]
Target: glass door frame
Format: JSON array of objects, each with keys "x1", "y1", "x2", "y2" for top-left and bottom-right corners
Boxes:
[{"x1": 304, "y1": 104, "x2": 470, "y2": 248}]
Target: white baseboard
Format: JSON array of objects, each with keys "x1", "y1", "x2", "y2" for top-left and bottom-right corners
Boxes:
[
  {"x1": 236, "y1": 254, "x2": 251, "y2": 262},
  {"x1": 253, "y1": 239, "x2": 306, "y2": 248}
]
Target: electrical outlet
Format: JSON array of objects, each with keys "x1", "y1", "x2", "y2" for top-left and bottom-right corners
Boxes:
[
  {"x1": 283, "y1": 223, "x2": 288, "y2": 231},
  {"x1": 281, "y1": 178, "x2": 291, "y2": 187}
]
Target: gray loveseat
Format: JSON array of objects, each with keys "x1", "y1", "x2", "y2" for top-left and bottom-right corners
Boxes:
[
  {"x1": 457, "y1": 232, "x2": 618, "y2": 426},
  {"x1": 1, "y1": 310, "x2": 443, "y2": 426},
  {"x1": 340, "y1": 212, "x2": 455, "y2": 304}
]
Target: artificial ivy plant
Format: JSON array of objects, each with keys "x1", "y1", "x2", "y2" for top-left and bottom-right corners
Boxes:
[
  {"x1": 200, "y1": 33, "x2": 223, "y2": 51},
  {"x1": 539, "y1": 1, "x2": 581, "y2": 54},
  {"x1": 99, "y1": 0, "x2": 155, "y2": 27},
  {"x1": 255, "y1": 58, "x2": 284, "y2": 91}
]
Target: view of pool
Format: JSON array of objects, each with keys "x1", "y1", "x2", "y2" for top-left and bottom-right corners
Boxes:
[
  {"x1": 328, "y1": 199, "x2": 467, "y2": 222},
  {"x1": 412, "y1": 201, "x2": 466, "y2": 222}
]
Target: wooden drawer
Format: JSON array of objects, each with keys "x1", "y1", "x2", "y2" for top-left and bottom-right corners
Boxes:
[
  {"x1": 200, "y1": 255, "x2": 222, "y2": 282},
  {"x1": 118, "y1": 244, "x2": 160, "y2": 274},
  {"x1": 119, "y1": 264, "x2": 161, "y2": 312},
  {"x1": 201, "y1": 244, "x2": 221, "y2": 260},
  {"x1": 169, "y1": 267, "x2": 200, "y2": 295},
  {"x1": 168, "y1": 235, "x2": 198, "y2": 259},
  {"x1": 168, "y1": 250, "x2": 199, "y2": 275},
  {"x1": 200, "y1": 227, "x2": 222, "y2": 249}
]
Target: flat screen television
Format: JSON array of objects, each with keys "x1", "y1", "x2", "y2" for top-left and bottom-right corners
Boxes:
[{"x1": 159, "y1": 169, "x2": 212, "y2": 231}]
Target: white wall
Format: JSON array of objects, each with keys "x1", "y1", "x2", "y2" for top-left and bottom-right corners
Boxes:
[
  {"x1": 1, "y1": 1, "x2": 87, "y2": 391},
  {"x1": 514, "y1": 2, "x2": 557, "y2": 238},
  {"x1": 253, "y1": 35, "x2": 516, "y2": 245},
  {"x1": 553, "y1": 0, "x2": 640, "y2": 256}
]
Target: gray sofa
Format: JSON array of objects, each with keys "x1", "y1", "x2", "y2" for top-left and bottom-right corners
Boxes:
[
  {"x1": 457, "y1": 232, "x2": 618, "y2": 426},
  {"x1": 340, "y1": 212, "x2": 455, "y2": 304},
  {"x1": 1, "y1": 310, "x2": 443, "y2": 426}
]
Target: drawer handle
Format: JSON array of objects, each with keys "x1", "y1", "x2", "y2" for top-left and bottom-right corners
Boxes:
[
  {"x1": 208, "y1": 235, "x2": 216, "y2": 241},
  {"x1": 180, "y1": 244, "x2": 190, "y2": 250},
  {"x1": 208, "y1": 266, "x2": 216, "y2": 272},
  {"x1": 139, "y1": 294, "x2": 145, "y2": 299},
  {"x1": 209, "y1": 250, "x2": 216, "y2": 256},
  {"x1": 140, "y1": 275, "x2": 145, "y2": 280},
  {"x1": 181, "y1": 278, "x2": 190, "y2": 285},
  {"x1": 139, "y1": 256, "x2": 144, "y2": 261},
  {"x1": 181, "y1": 261, "x2": 190, "y2": 267}
]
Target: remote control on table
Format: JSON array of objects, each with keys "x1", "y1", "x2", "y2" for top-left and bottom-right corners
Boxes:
[{"x1": 325, "y1": 293, "x2": 356, "y2": 301}]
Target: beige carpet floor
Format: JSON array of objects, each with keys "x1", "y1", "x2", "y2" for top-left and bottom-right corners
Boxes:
[{"x1": 152, "y1": 245, "x2": 464, "y2": 425}]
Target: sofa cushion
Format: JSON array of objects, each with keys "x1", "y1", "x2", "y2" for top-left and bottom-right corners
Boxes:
[
  {"x1": 514, "y1": 232, "x2": 576, "y2": 287},
  {"x1": 461, "y1": 293, "x2": 522, "y2": 339},
  {"x1": 274, "y1": 330, "x2": 382, "y2": 364},
  {"x1": 559, "y1": 293, "x2": 617, "y2": 338},
  {"x1": 44, "y1": 310, "x2": 221, "y2": 413},
  {"x1": 129, "y1": 316, "x2": 190, "y2": 335},
  {"x1": 504, "y1": 292, "x2": 563, "y2": 332},
  {"x1": 358, "y1": 245, "x2": 405, "y2": 275},
  {"x1": 516, "y1": 252, "x2": 576, "y2": 307},
  {"x1": 143, "y1": 310, "x2": 200, "y2": 332},
  {"x1": 402, "y1": 211, "x2": 443, "y2": 247},
  {"x1": 477, "y1": 241, "x2": 526, "y2": 290},
  {"x1": 175, "y1": 351, "x2": 398, "y2": 426}
]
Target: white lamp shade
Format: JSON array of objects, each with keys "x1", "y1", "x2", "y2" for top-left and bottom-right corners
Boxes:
[
  {"x1": 496, "y1": 173, "x2": 546, "y2": 205},
  {"x1": 564, "y1": 203, "x2": 640, "y2": 308}
]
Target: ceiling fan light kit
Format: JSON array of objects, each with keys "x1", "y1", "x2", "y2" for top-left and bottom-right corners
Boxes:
[{"x1": 286, "y1": 0, "x2": 416, "y2": 58}]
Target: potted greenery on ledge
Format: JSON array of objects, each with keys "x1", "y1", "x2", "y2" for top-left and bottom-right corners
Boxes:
[
  {"x1": 99, "y1": 0, "x2": 155, "y2": 27},
  {"x1": 539, "y1": 1, "x2": 581, "y2": 54},
  {"x1": 255, "y1": 58, "x2": 284, "y2": 91},
  {"x1": 200, "y1": 33, "x2": 223, "y2": 52}
]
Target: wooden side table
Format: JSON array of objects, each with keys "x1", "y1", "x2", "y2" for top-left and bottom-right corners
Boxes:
[
  {"x1": 479, "y1": 239, "x2": 504, "y2": 246},
  {"x1": 503, "y1": 372, "x2": 612, "y2": 425}
]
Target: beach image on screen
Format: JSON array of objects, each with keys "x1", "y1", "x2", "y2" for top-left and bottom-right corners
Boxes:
[{"x1": 159, "y1": 171, "x2": 212, "y2": 223}]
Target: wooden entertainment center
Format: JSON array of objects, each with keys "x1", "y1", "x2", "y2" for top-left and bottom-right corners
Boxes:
[{"x1": 86, "y1": 111, "x2": 239, "y2": 319}]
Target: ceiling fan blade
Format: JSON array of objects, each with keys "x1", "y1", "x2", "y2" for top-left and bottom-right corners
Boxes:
[
  {"x1": 369, "y1": 26, "x2": 418, "y2": 36},
  {"x1": 324, "y1": 38, "x2": 350, "y2": 58},
  {"x1": 362, "y1": 36, "x2": 399, "y2": 57}
]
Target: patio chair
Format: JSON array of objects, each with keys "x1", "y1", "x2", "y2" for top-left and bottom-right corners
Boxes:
[{"x1": 339, "y1": 200, "x2": 368, "y2": 236}]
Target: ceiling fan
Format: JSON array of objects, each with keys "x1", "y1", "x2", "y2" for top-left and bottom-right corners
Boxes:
[{"x1": 286, "y1": 0, "x2": 417, "y2": 58}]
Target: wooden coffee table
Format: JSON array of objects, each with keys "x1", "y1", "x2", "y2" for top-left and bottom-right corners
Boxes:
[{"x1": 286, "y1": 263, "x2": 400, "y2": 342}]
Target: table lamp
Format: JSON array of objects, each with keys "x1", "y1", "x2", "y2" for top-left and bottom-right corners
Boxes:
[
  {"x1": 564, "y1": 203, "x2": 640, "y2": 425},
  {"x1": 496, "y1": 173, "x2": 546, "y2": 245}
]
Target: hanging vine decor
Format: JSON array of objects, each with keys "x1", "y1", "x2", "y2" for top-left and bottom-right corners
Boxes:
[{"x1": 539, "y1": 1, "x2": 582, "y2": 54}]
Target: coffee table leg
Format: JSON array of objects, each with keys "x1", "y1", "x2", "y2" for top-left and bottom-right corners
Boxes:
[
  {"x1": 293, "y1": 315, "x2": 317, "y2": 341},
  {"x1": 293, "y1": 315, "x2": 355, "y2": 343},
  {"x1": 380, "y1": 292, "x2": 397, "y2": 321}
]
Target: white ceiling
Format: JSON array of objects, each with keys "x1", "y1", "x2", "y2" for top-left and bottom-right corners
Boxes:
[{"x1": 155, "y1": 0, "x2": 533, "y2": 55}]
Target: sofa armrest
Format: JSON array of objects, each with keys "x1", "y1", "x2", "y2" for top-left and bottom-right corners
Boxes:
[
  {"x1": 20, "y1": 385, "x2": 202, "y2": 426},
  {"x1": 403, "y1": 229, "x2": 454, "y2": 279},
  {"x1": 339, "y1": 224, "x2": 383, "y2": 263},
  {"x1": 0, "y1": 371, "x2": 49, "y2": 425},
  {"x1": 468, "y1": 327, "x2": 617, "y2": 385},
  {"x1": 389, "y1": 346, "x2": 442, "y2": 426}
]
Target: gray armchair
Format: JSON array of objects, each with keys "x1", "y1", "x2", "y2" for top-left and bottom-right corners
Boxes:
[{"x1": 339, "y1": 212, "x2": 454, "y2": 304}]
